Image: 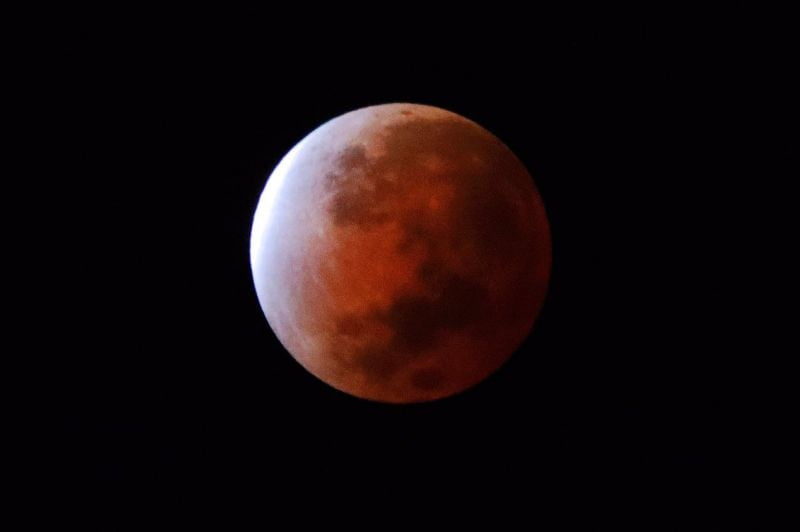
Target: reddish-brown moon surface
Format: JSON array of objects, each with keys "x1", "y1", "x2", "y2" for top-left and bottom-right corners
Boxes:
[{"x1": 250, "y1": 103, "x2": 551, "y2": 403}]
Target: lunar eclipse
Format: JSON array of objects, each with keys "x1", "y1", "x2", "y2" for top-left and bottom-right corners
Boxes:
[{"x1": 250, "y1": 103, "x2": 551, "y2": 403}]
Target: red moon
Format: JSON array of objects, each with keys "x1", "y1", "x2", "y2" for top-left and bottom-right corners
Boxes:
[{"x1": 250, "y1": 103, "x2": 551, "y2": 403}]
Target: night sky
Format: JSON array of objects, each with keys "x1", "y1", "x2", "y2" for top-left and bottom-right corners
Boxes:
[{"x1": 44, "y1": 6, "x2": 776, "y2": 518}]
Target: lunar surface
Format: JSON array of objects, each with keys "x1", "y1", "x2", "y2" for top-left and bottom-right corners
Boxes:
[{"x1": 250, "y1": 103, "x2": 551, "y2": 403}]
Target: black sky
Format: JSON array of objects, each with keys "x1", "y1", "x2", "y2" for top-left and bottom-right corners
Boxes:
[{"x1": 42, "y1": 6, "x2": 779, "y2": 518}]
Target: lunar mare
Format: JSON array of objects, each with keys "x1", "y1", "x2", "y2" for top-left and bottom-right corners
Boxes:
[{"x1": 250, "y1": 103, "x2": 551, "y2": 403}]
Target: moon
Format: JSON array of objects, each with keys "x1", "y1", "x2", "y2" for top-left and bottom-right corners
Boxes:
[{"x1": 250, "y1": 103, "x2": 551, "y2": 403}]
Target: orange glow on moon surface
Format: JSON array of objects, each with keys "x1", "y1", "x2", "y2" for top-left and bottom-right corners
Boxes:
[{"x1": 250, "y1": 103, "x2": 551, "y2": 403}]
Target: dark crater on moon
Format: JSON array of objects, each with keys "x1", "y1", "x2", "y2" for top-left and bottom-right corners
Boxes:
[{"x1": 336, "y1": 263, "x2": 491, "y2": 385}]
